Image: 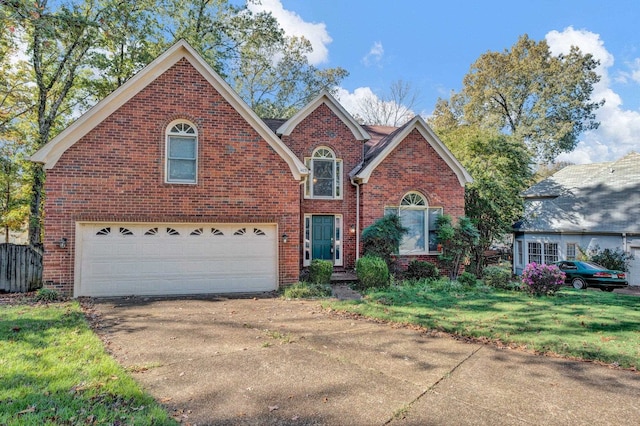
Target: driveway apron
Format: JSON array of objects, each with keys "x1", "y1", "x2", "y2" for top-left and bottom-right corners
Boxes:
[{"x1": 87, "y1": 296, "x2": 640, "y2": 425}]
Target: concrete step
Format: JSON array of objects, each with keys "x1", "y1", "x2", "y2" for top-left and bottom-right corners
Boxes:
[{"x1": 330, "y1": 271, "x2": 358, "y2": 283}]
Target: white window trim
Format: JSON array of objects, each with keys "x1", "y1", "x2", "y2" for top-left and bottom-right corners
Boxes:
[
  {"x1": 304, "y1": 147, "x2": 343, "y2": 200},
  {"x1": 303, "y1": 214, "x2": 343, "y2": 266},
  {"x1": 516, "y1": 240, "x2": 524, "y2": 267},
  {"x1": 566, "y1": 242, "x2": 577, "y2": 260},
  {"x1": 165, "y1": 120, "x2": 198, "y2": 184},
  {"x1": 385, "y1": 192, "x2": 443, "y2": 255},
  {"x1": 526, "y1": 239, "x2": 559, "y2": 265}
]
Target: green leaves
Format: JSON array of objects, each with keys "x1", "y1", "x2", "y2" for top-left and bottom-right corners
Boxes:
[{"x1": 432, "y1": 34, "x2": 603, "y2": 163}]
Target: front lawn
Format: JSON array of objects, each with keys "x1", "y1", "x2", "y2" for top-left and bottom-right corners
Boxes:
[
  {"x1": 0, "y1": 300, "x2": 177, "y2": 425},
  {"x1": 325, "y1": 282, "x2": 640, "y2": 369}
]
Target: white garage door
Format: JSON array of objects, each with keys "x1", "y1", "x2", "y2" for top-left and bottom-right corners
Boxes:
[{"x1": 76, "y1": 223, "x2": 278, "y2": 297}]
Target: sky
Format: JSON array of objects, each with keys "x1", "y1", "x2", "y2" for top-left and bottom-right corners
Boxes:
[{"x1": 247, "y1": 0, "x2": 640, "y2": 164}]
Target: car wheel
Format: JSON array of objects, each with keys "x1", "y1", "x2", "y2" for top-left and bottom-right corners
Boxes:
[
  {"x1": 602, "y1": 287, "x2": 615, "y2": 292},
  {"x1": 572, "y1": 277, "x2": 587, "y2": 290}
]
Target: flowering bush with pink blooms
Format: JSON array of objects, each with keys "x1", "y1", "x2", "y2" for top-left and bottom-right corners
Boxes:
[{"x1": 521, "y1": 263, "x2": 566, "y2": 296}]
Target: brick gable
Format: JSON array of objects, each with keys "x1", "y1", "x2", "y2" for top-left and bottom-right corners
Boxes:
[
  {"x1": 42, "y1": 59, "x2": 300, "y2": 294},
  {"x1": 363, "y1": 128, "x2": 464, "y2": 210},
  {"x1": 280, "y1": 103, "x2": 363, "y2": 269}
]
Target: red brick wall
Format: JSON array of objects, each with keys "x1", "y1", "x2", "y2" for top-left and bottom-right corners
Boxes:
[
  {"x1": 280, "y1": 103, "x2": 364, "y2": 269},
  {"x1": 42, "y1": 59, "x2": 300, "y2": 295},
  {"x1": 360, "y1": 128, "x2": 466, "y2": 265}
]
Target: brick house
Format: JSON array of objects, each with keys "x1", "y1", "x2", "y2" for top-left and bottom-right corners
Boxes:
[{"x1": 31, "y1": 40, "x2": 471, "y2": 297}]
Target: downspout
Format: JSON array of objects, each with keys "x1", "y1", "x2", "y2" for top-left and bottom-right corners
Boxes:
[{"x1": 350, "y1": 177, "x2": 360, "y2": 262}]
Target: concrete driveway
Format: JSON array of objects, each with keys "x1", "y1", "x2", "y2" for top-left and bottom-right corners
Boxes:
[{"x1": 86, "y1": 296, "x2": 640, "y2": 425}]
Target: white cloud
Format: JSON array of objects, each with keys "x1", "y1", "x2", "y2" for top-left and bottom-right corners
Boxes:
[
  {"x1": 362, "y1": 42, "x2": 384, "y2": 67},
  {"x1": 334, "y1": 86, "x2": 376, "y2": 117},
  {"x1": 613, "y1": 58, "x2": 640, "y2": 84},
  {"x1": 546, "y1": 27, "x2": 640, "y2": 164},
  {"x1": 247, "y1": 0, "x2": 332, "y2": 65}
]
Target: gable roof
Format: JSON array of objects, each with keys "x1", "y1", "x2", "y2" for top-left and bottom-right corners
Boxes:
[
  {"x1": 276, "y1": 90, "x2": 371, "y2": 141},
  {"x1": 30, "y1": 40, "x2": 308, "y2": 180},
  {"x1": 522, "y1": 162, "x2": 613, "y2": 198},
  {"x1": 351, "y1": 116, "x2": 472, "y2": 186},
  {"x1": 519, "y1": 152, "x2": 640, "y2": 233}
]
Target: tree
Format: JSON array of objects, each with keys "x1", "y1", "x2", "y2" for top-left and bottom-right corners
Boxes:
[
  {"x1": 163, "y1": 0, "x2": 348, "y2": 118},
  {"x1": 232, "y1": 34, "x2": 348, "y2": 118},
  {"x1": 436, "y1": 215, "x2": 479, "y2": 280},
  {"x1": 437, "y1": 126, "x2": 532, "y2": 275},
  {"x1": 3, "y1": 0, "x2": 122, "y2": 244},
  {"x1": 432, "y1": 34, "x2": 603, "y2": 163},
  {"x1": 0, "y1": 138, "x2": 30, "y2": 243},
  {"x1": 356, "y1": 79, "x2": 418, "y2": 126},
  {"x1": 1, "y1": 0, "x2": 349, "y2": 244},
  {"x1": 533, "y1": 161, "x2": 574, "y2": 182},
  {"x1": 361, "y1": 214, "x2": 408, "y2": 271},
  {"x1": 88, "y1": 0, "x2": 165, "y2": 98}
]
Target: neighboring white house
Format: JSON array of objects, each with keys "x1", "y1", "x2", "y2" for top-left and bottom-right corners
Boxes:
[{"x1": 513, "y1": 152, "x2": 640, "y2": 286}]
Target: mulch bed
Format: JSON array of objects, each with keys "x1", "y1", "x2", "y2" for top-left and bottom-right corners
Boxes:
[{"x1": 0, "y1": 291, "x2": 39, "y2": 305}]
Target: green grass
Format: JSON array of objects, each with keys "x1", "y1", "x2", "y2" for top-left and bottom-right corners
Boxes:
[
  {"x1": 0, "y1": 301, "x2": 177, "y2": 425},
  {"x1": 325, "y1": 281, "x2": 640, "y2": 369},
  {"x1": 282, "y1": 281, "x2": 332, "y2": 299}
]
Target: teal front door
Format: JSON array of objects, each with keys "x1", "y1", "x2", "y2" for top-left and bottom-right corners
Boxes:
[{"x1": 312, "y1": 216, "x2": 334, "y2": 261}]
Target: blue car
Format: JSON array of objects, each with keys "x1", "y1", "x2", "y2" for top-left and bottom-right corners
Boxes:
[{"x1": 554, "y1": 261, "x2": 628, "y2": 292}]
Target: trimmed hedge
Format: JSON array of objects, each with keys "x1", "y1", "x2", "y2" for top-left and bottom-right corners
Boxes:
[{"x1": 356, "y1": 255, "x2": 389, "y2": 289}]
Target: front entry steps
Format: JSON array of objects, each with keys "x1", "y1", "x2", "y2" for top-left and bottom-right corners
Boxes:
[
  {"x1": 330, "y1": 271, "x2": 358, "y2": 284},
  {"x1": 330, "y1": 271, "x2": 361, "y2": 300}
]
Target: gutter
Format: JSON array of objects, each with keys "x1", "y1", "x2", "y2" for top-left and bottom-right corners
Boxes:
[{"x1": 350, "y1": 176, "x2": 361, "y2": 262}]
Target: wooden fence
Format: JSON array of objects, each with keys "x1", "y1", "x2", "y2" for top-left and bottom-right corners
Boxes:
[{"x1": 0, "y1": 244, "x2": 43, "y2": 293}]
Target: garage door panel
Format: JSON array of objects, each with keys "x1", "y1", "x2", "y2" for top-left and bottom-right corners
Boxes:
[{"x1": 77, "y1": 223, "x2": 278, "y2": 297}]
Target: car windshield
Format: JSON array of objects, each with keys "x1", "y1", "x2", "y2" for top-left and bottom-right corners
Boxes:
[{"x1": 581, "y1": 261, "x2": 607, "y2": 271}]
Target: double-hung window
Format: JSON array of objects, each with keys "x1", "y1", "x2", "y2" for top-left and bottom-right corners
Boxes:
[
  {"x1": 305, "y1": 147, "x2": 342, "y2": 199},
  {"x1": 528, "y1": 242, "x2": 542, "y2": 264},
  {"x1": 166, "y1": 121, "x2": 197, "y2": 183},
  {"x1": 527, "y1": 241, "x2": 559, "y2": 264},
  {"x1": 385, "y1": 192, "x2": 442, "y2": 254}
]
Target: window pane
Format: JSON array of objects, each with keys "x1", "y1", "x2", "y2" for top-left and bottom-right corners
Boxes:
[
  {"x1": 566, "y1": 243, "x2": 576, "y2": 260},
  {"x1": 517, "y1": 241, "x2": 523, "y2": 266},
  {"x1": 169, "y1": 137, "x2": 196, "y2": 159},
  {"x1": 428, "y1": 208, "x2": 442, "y2": 252},
  {"x1": 304, "y1": 158, "x2": 311, "y2": 197},
  {"x1": 335, "y1": 160, "x2": 342, "y2": 198},
  {"x1": 313, "y1": 159, "x2": 334, "y2": 197},
  {"x1": 544, "y1": 243, "x2": 558, "y2": 264},
  {"x1": 399, "y1": 209, "x2": 425, "y2": 253},
  {"x1": 169, "y1": 159, "x2": 196, "y2": 181},
  {"x1": 528, "y1": 242, "x2": 542, "y2": 264}
]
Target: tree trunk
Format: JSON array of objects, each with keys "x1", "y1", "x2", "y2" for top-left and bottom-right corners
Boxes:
[{"x1": 28, "y1": 164, "x2": 45, "y2": 246}]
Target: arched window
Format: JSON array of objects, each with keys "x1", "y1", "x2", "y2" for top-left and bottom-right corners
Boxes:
[
  {"x1": 305, "y1": 147, "x2": 342, "y2": 199},
  {"x1": 385, "y1": 192, "x2": 443, "y2": 254},
  {"x1": 166, "y1": 121, "x2": 197, "y2": 183}
]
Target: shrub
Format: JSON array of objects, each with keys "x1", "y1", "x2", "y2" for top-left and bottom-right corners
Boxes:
[
  {"x1": 361, "y1": 214, "x2": 407, "y2": 269},
  {"x1": 521, "y1": 263, "x2": 565, "y2": 296},
  {"x1": 34, "y1": 288, "x2": 59, "y2": 302},
  {"x1": 482, "y1": 266, "x2": 513, "y2": 289},
  {"x1": 424, "y1": 278, "x2": 462, "y2": 293},
  {"x1": 589, "y1": 247, "x2": 633, "y2": 272},
  {"x1": 436, "y1": 215, "x2": 479, "y2": 280},
  {"x1": 457, "y1": 271, "x2": 477, "y2": 287},
  {"x1": 283, "y1": 282, "x2": 332, "y2": 299},
  {"x1": 308, "y1": 259, "x2": 333, "y2": 284},
  {"x1": 356, "y1": 255, "x2": 389, "y2": 289},
  {"x1": 405, "y1": 260, "x2": 439, "y2": 280}
]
